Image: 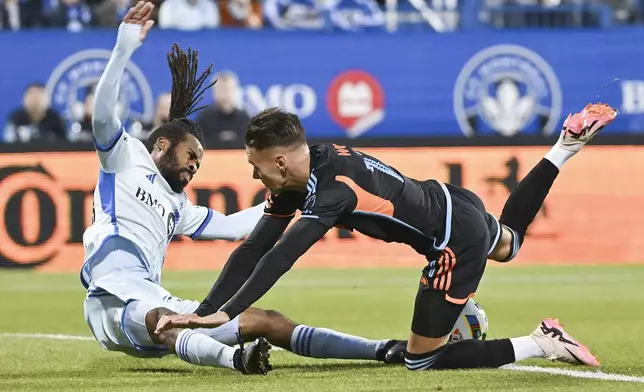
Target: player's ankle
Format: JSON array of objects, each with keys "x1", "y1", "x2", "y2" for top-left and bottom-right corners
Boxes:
[
  {"x1": 511, "y1": 336, "x2": 546, "y2": 361},
  {"x1": 545, "y1": 144, "x2": 576, "y2": 170}
]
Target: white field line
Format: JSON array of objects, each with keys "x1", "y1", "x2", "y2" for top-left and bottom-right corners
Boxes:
[
  {"x1": 2, "y1": 333, "x2": 643, "y2": 383},
  {"x1": 502, "y1": 364, "x2": 644, "y2": 383}
]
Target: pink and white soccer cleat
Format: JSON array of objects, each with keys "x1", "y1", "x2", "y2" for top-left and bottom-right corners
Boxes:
[
  {"x1": 530, "y1": 318, "x2": 600, "y2": 367},
  {"x1": 558, "y1": 103, "x2": 617, "y2": 153}
]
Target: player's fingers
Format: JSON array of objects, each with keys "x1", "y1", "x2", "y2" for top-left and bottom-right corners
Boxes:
[
  {"x1": 140, "y1": 20, "x2": 154, "y2": 41},
  {"x1": 133, "y1": 1, "x2": 149, "y2": 23},
  {"x1": 123, "y1": 6, "x2": 137, "y2": 22},
  {"x1": 141, "y1": 2, "x2": 154, "y2": 22},
  {"x1": 154, "y1": 315, "x2": 178, "y2": 334},
  {"x1": 124, "y1": 2, "x2": 143, "y2": 23}
]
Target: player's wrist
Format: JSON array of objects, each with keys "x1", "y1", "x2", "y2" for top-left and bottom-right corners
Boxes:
[
  {"x1": 115, "y1": 23, "x2": 142, "y2": 52},
  {"x1": 219, "y1": 306, "x2": 237, "y2": 320}
]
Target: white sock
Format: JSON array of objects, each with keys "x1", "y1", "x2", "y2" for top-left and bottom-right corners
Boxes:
[
  {"x1": 194, "y1": 315, "x2": 241, "y2": 346},
  {"x1": 175, "y1": 329, "x2": 236, "y2": 368},
  {"x1": 544, "y1": 144, "x2": 576, "y2": 170},
  {"x1": 290, "y1": 325, "x2": 388, "y2": 360},
  {"x1": 510, "y1": 336, "x2": 545, "y2": 362}
]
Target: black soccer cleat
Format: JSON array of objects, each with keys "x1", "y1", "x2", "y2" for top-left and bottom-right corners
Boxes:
[
  {"x1": 376, "y1": 339, "x2": 407, "y2": 364},
  {"x1": 233, "y1": 329, "x2": 272, "y2": 375}
]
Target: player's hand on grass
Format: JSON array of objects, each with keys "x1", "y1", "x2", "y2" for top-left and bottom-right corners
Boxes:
[
  {"x1": 155, "y1": 311, "x2": 231, "y2": 334},
  {"x1": 122, "y1": 1, "x2": 155, "y2": 42}
]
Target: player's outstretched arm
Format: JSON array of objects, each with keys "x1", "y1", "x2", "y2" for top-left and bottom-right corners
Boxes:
[
  {"x1": 219, "y1": 219, "x2": 329, "y2": 318},
  {"x1": 156, "y1": 218, "x2": 329, "y2": 333},
  {"x1": 192, "y1": 215, "x2": 293, "y2": 316},
  {"x1": 92, "y1": 2, "x2": 154, "y2": 151},
  {"x1": 189, "y1": 202, "x2": 267, "y2": 241}
]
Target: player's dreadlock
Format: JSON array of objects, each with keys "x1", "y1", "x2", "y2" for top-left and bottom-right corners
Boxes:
[
  {"x1": 145, "y1": 43, "x2": 216, "y2": 152},
  {"x1": 167, "y1": 43, "x2": 215, "y2": 120}
]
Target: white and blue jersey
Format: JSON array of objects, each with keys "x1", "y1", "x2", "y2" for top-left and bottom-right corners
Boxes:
[
  {"x1": 81, "y1": 128, "x2": 212, "y2": 288},
  {"x1": 81, "y1": 22, "x2": 265, "y2": 293},
  {"x1": 80, "y1": 22, "x2": 265, "y2": 358}
]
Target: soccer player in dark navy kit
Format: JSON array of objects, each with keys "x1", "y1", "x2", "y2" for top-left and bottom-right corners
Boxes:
[{"x1": 157, "y1": 103, "x2": 617, "y2": 370}]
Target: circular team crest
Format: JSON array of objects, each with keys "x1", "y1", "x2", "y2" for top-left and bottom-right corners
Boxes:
[
  {"x1": 453, "y1": 45, "x2": 562, "y2": 137},
  {"x1": 326, "y1": 70, "x2": 385, "y2": 139},
  {"x1": 45, "y1": 49, "x2": 154, "y2": 126},
  {"x1": 166, "y1": 212, "x2": 176, "y2": 242}
]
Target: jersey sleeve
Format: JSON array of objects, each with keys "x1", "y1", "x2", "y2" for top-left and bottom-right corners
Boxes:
[
  {"x1": 95, "y1": 129, "x2": 137, "y2": 173},
  {"x1": 300, "y1": 177, "x2": 354, "y2": 228},
  {"x1": 179, "y1": 201, "x2": 267, "y2": 241},
  {"x1": 92, "y1": 24, "x2": 144, "y2": 173},
  {"x1": 175, "y1": 199, "x2": 213, "y2": 239}
]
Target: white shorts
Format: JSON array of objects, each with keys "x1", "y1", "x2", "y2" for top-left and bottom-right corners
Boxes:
[{"x1": 83, "y1": 238, "x2": 240, "y2": 358}]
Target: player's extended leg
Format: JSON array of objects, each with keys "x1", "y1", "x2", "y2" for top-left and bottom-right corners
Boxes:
[
  {"x1": 489, "y1": 103, "x2": 617, "y2": 262},
  {"x1": 407, "y1": 292, "x2": 600, "y2": 370},
  {"x1": 200, "y1": 307, "x2": 404, "y2": 363},
  {"x1": 405, "y1": 189, "x2": 599, "y2": 370},
  {"x1": 141, "y1": 305, "x2": 271, "y2": 374}
]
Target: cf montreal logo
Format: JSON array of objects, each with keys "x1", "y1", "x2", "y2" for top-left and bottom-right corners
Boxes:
[
  {"x1": 453, "y1": 45, "x2": 562, "y2": 137},
  {"x1": 167, "y1": 212, "x2": 176, "y2": 242},
  {"x1": 45, "y1": 49, "x2": 154, "y2": 126}
]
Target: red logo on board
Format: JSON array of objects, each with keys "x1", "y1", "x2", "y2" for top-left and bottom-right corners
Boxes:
[{"x1": 326, "y1": 70, "x2": 385, "y2": 138}]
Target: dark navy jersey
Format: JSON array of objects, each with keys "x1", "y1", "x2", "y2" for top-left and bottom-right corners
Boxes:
[
  {"x1": 206, "y1": 143, "x2": 453, "y2": 319},
  {"x1": 264, "y1": 143, "x2": 450, "y2": 255}
]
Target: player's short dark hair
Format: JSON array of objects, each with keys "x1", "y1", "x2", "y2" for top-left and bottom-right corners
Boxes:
[
  {"x1": 145, "y1": 44, "x2": 215, "y2": 152},
  {"x1": 245, "y1": 108, "x2": 306, "y2": 150}
]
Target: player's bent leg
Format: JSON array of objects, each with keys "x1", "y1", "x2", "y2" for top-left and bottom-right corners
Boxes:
[
  {"x1": 407, "y1": 290, "x2": 515, "y2": 370},
  {"x1": 492, "y1": 158, "x2": 560, "y2": 263},
  {"x1": 491, "y1": 103, "x2": 617, "y2": 263},
  {"x1": 141, "y1": 304, "x2": 271, "y2": 374},
  {"x1": 488, "y1": 225, "x2": 514, "y2": 262},
  {"x1": 237, "y1": 307, "x2": 404, "y2": 363},
  {"x1": 406, "y1": 290, "x2": 599, "y2": 370},
  {"x1": 406, "y1": 288, "x2": 515, "y2": 370}
]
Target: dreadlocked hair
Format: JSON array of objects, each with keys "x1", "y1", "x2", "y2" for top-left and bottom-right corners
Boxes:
[{"x1": 145, "y1": 43, "x2": 216, "y2": 152}]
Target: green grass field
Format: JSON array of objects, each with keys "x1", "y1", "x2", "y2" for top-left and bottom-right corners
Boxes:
[{"x1": 1, "y1": 265, "x2": 644, "y2": 392}]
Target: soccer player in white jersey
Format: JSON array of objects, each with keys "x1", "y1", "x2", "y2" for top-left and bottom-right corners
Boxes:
[{"x1": 82, "y1": 1, "x2": 411, "y2": 375}]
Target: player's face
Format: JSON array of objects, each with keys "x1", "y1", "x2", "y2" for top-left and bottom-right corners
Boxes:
[
  {"x1": 157, "y1": 134, "x2": 203, "y2": 193},
  {"x1": 246, "y1": 147, "x2": 285, "y2": 193}
]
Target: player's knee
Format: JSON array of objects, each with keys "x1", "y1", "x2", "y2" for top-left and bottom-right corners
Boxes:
[
  {"x1": 489, "y1": 226, "x2": 520, "y2": 262},
  {"x1": 144, "y1": 307, "x2": 176, "y2": 345},
  {"x1": 489, "y1": 227, "x2": 513, "y2": 261},
  {"x1": 239, "y1": 308, "x2": 273, "y2": 336},
  {"x1": 264, "y1": 309, "x2": 289, "y2": 323},
  {"x1": 241, "y1": 308, "x2": 293, "y2": 336}
]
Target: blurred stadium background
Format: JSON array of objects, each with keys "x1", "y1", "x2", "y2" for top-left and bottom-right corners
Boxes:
[{"x1": 2, "y1": 1, "x2": 644, "y2": 391}]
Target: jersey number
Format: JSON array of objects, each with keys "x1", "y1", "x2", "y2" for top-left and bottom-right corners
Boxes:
[{"x1": 333, "y1": 144, "x2": 351, "y2": 157}]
